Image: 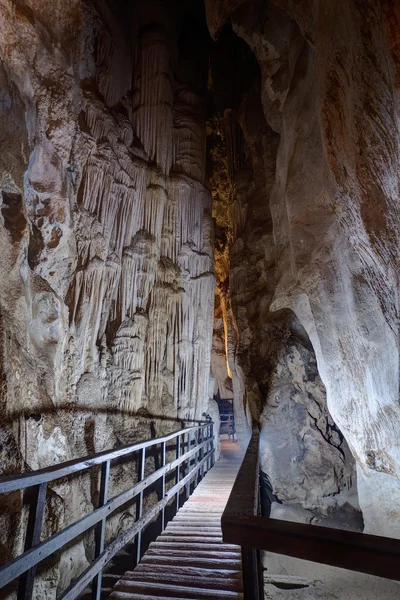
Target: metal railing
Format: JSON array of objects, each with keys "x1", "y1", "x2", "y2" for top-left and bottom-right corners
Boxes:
[
  {"x1": 0, "y1": 421, "x2": 214, "y2": 600},
  {"x1": 221, "y1": 426, "x2": 400, "y2": 600}
]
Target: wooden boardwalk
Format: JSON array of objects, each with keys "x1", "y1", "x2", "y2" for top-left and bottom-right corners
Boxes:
[{"x1": 109, "y1": 439, "x2": 244, "y2": 600}]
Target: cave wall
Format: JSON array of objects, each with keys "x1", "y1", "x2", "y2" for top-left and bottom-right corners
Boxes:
[
  {"x1": 210, "y1": 65, "x2": 355, "y2": 516},
  {"x1": 205, "y1": 0, "x2": 400, "y2": 536},
  {"x1": 0, "y1": 0, "x2": 214, "y2": 594}
]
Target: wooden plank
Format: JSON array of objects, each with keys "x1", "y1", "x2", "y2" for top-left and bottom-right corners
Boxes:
[
  {"x1": 132, "y1": 565, "x2": 242, "y2": 578},
  {"x1": 110, "y1": 593, "x2": 243, "y2": 600},
  {"x1": 140, "y1": 555, "x2": 241, "y2": 569},
  {"x1": 148, "y1": 542, "x2": 240, "y2": 553},
  {"x1": 113, "y1": 579, "x2": 242, "y2": 598},
  {"x1": 121, "y1": 571, "x2": 243, "y2": 591}
]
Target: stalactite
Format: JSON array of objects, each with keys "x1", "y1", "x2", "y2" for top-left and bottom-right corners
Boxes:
[
  {"x1": 83, "y1": 95, "x2": 119, "y2": 144},
  {"x1": 110, "y1": 313, "x2": 148, "y2": 412},
  {"x1": 95, "y1": 16, "x2": 133, "y2": 108},
  {"x1": 132, "y1": 25, "x2": 173, "y2": 173},
  {"x1": 221, "y1": 109, "x2": 244, "y2": 182},
  {"x1": 173, "y1": 86, "x2": 206, "y2": 183},
  {"x1": 120, "y1": 231, "x2": 158, "y2": 319},
  {"x1": 168, "y1": 176, "x2": 208, "y2": 254},
  {"x1": 160, "y1": 192, "x2": 177, "y2": 261}
]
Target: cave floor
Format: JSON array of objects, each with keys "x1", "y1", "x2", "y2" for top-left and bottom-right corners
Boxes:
[
  {"x1": 108, "y1": 438, "x2": 245, "y2": 599},
  {"x1": 263, "y1": 550, "x2": 400, "y2": 600}
]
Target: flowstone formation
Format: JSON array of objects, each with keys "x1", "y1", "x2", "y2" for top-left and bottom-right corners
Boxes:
[
  {"x1": 205, "y1": 0, "x2": 400, "y2": 537},
  {"x1": 0, "y1": 0, "x2": 213, "y2": 595}
]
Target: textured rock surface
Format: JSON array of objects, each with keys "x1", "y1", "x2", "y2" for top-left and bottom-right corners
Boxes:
[
  {"x1": 210, "y1": 315, "x2": 233, "y2": 400},
  {"x1": 2, "y1": 2, "x2": 400, "y2": 597},
  {"x1": 0, "y1": 1, "x2": 213, "y2": 595},
  {"x1": 260, "y1": 328, "x2": 355, "y2": 514},
  {"x1": 204, "y1": 0, "x2": 400, "y2": 537},
  {"x1": 206, "y1": 26, "x2": 356, "y2": 519},
  {"x1": 262, "y1": 551, "x2": 400, "y2": 600}
]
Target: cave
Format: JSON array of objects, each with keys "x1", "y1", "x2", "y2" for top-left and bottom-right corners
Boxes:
[{"x1": 1, "y1": 0, "x2": 400, "y2": 599}]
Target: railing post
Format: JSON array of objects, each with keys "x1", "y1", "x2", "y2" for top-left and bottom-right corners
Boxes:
[
  {"x1": 210, "y1": 421, "x2": 214, "y2": 469},
  {"x1": 92, "y1": 460, "x2": 110, "y2": 600},
  {"x1": 194, "y1": 428, "x2": 199, "y2": 487},
  {"x1": 17, "y1": 482, "x2": 47, "y2": 600},
  {"x1": 161, "y1": 441, "x2": 166, "y2": 531},
  {"x1": 185, "y1": 431, "x2": 192, "y2": 500},
  {"x1": 199, "y1": 426, "x2": 205, "y2": 480},
  {"x1": 241, "y1": 547, "x2": 263, "y2": 600},
  {"x1": 135, "y1": 448, "x2": 146, "y2": 565},
  {"x1": 175, "y1": 435, "x2": 181, "y2": 512}
]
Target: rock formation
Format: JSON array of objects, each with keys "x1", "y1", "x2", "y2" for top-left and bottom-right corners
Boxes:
[
  {"x1": 0, "y1": 1, "x2": 213, "y2": 595},
  {"x1": 205, "y1": 0, "x2": 400, "y2": 537},
  {"x1": 1, "y1": 0, "x2": 400, "y2": 594}
]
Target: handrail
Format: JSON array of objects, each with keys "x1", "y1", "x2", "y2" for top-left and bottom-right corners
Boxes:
[
  {"x1": 0, "y1": 421, "x2": 215, "y2": 600},
  {"x1": 222, "y1": 427, "x2": 262, "y2": 599},
  {"x1": 222, "y1": 426, "x2": 400, "y2": 600},
  {"x1": 0, "y1": 424, "x2": 204, "y2": 493}
]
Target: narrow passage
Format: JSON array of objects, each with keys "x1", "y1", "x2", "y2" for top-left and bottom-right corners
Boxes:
[{"x1": 109, "y1": 439, "x2": 245, "y2": 600}]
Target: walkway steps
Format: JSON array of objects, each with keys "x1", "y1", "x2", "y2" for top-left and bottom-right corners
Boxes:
[{"x1": 109, "y1": 440, "x2": 245, "y2": 600}]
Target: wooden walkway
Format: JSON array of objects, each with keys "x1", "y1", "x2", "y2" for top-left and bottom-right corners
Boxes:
[{"x1": 109, "y1": 439, "x2": 245, "y2": 600}]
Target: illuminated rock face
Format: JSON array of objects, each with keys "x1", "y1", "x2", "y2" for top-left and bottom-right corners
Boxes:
[
  {"x1": 0, "y1": 2, "x2": 213, "y2": 592},
  {"x1": 205, "y1": 0, "x2": 400, "y2": 536},
  {"x1": 0, "y1": 2, "x2": 213, "y2": 431}
]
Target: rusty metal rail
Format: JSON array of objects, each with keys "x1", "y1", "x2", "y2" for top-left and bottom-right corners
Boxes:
[
  {"x1": 0, "y1": 421, "x2": 214, "y2": 600},
  {"x1": 221, "y1": 426, "x2": 400, "y2": 600}
]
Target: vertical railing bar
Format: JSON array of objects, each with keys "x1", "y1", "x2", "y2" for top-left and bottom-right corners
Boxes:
[
  {"x1": 194, "y1": 428, "x2": 199, "y2": 488},
  {"x1": 200, "y1": 426, "x2": 205, "y2": 480},
  {"x1": 257, "y1": 456, "x2": 263, "y2": 599},
  {"x1": 175, "y1": 435, "x2": 181, "y2": 512},
  {"x1": 204, "y1": 424, "x2": 208, "y2": 475},
  {"x1": 92, "y1": 459, "x2": 110, "y2": 600},
  {"x1": 186, "y1": 431, "x2": 192, "y2": 500},
  {"x1": 161, "y1": 441, "x2": 166, "y2": 531},
  {"x1": 210, "y1": 420, "x2": 215, "y2": 469},
  {"x1": 241, "y1": 547, "x2": 261, "y2": 600},
  {"x1": 206, "y1": 421, "x2": 211, "y2": 472},
  {"x1": 136, "y1": 447, "x2": 146, "y2": 565},
  {"x1": 185, "y1": 432, "x2": 190, "y2": 500},
  {"x1": 17, "y1": 482, "x2": 47, "y2": 600},
  {"x1": 257, "y1": 548, "x2": 263, "y2": 600}
]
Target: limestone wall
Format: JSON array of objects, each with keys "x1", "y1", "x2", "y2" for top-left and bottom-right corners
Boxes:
[
  {"x1": 0, "y1": 1, "x2": 214, "y2": 595},
  {"x1": 205, "y1": 0, "x2": 400, "y2": 536}
]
